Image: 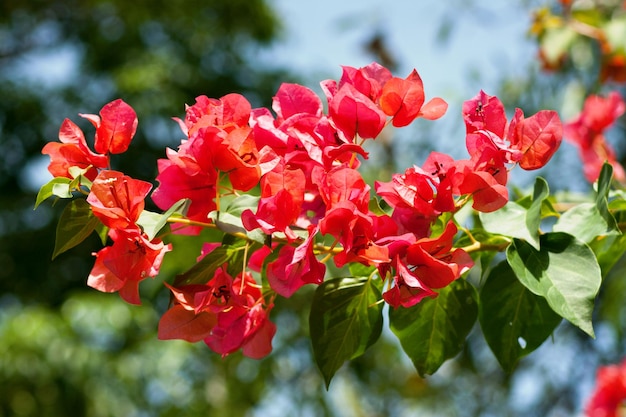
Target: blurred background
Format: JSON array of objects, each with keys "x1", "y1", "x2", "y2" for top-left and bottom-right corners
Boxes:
[{"x1": 1, "y1": 0, "x2": 626, "y2": 416}]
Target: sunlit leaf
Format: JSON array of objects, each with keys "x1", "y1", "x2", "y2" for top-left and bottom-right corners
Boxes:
[
  {"x1": 389, "y1": 279, "x2": 478, "y2": 377},
  {"x1": 554, "y1": 163, "x2": 619, "y2": 243},
  {"x1": 506, "y1": 233, "x2": 601, "y2": 337},
  {"x1": 480, "y1": 177, "x2": 548, "y2": 250},
  {"x1": 309, "y1": 277, "x2": 383, "y2": 388},
  {"x1": 138, "y1": 198, "x2": 189, "y2": 241},
  {"x1": 35, "y1": 177, "x2": 73, "y2": 209}
]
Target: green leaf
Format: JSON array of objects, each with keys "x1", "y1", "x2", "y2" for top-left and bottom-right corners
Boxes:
[
  {"x1": 480, "y1": 177, "x2": 549, "y2": 250},
  {"x1": 35, "y1": 177, "x2": 73, "y2": 209},
  {"x1": 172, "y1": 238, "x2": 256, "y2": 287},
  {"x1": 53, "y1": 199, "x2": 101, "y2": 259},
  {"x1": 389, "y1": 279, "x2": 478, "y2": 377},
  {"x1": 553, "y1": 163, "x2": 619, "y2": 243},
  {"x1": 348, "y1": 262, "x2": 376, "y2": 278},
  {"x1": 309, "y1": 277, "x2": 383, "y2": 388},
  {"x1": 209, "y1": 194, "x2": 265, "y2": 243},
  {"x1": 527, "y1": 177, "x2": 549, "y2": 238},
  {"x1": 506, "y1": 233, "x2": 601, "y2": 337},
  {"x1": 137, "y1": 198, "x2": 189, "y2": 240},
  {"x1": 479, "y1": 261, "x2": 562, "y2": 372},
  {"x1": 480, "y1": 202, "x2": 536, "y2": 247},
  {"x1": 553, "y1": 203, "x2": 619, "y2": 243}
]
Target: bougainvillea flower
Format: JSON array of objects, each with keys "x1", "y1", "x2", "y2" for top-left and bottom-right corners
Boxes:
[
  {"x1": 79, "y1": 99, "x2": 138, "y2": 155},
  {"x1": 176, "y1": 93, "x2": 252, "y2": 137},
  {"x1": 585, "y1": 359, "x2": 626, "y2": 417},
  {"x1": 87, "y1": 170, "x2": 153, "y2": 230},
  {"x1": 383, "y1": 256, "x2": 437, "y2": 308},
  {"x1": 318, "y1": 164, "x2": 370, "y2": 212},
  {"x1": 463, "y1": 91, "x2": 562, "y2": 171},
  {"x1": 404, "y1": 223, "x2": 474, "y2": 289},
  {"x1": 328, "y1": 83, "x2": 387, "y2": 140},
  {"x1": 87, "y1": 228, "x2": 171, "y2": 305},
  {"x1": 330, "y1": 62, "x2": 392, "y2": 103},
  {"x1": 272, "y1": 82, "x2": 323, "y2": 122},
  {"x1": 151, "y1": 141, "x2": 219, "y2": 232},
  {"x1": 463, "y1": 90, "x2": 508, "y2": 137},
  {"x1": 266, "y1": 227, "x2": 326, "y2": 297},
  {"x1": 508, "y1": 108, "x2": 562, "y2": 170},
  {"x1": 319, "y1": 201, "x2": 391, "y2": 267},
  {"x1": 190, "y1": 126, "x2": 261, "y2": 191},
  {"x1": 242, "y1": 166, "x2": 305, "y2": 241},
  {"x1": 41, "y1": 118, "x2": 110, "y2": 181},
  {"x1": 383, "y1": 222, "x2": 473, "y2": 308},
  {"x1": 379, "y1": 69, "x2": 448, "y2": 127},
  {"x1": 564, "y1": 91, "x2": 626, "y2": 183},
  {"x1": 457, "y1": 168, "x2": 509, "y2": 213},
  {"x1": 159, "y1": 267, "x2": 276, "y2": 359},
  {"x1": 375, "y1": 165, "x2": 452, "y2": 236}
]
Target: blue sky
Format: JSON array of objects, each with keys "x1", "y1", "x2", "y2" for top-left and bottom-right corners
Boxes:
[{"x1": 260, "y1": 0, "x2": 536, "y2": 102}]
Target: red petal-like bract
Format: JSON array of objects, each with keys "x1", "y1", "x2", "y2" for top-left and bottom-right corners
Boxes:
[
  {"x1": 159, "y1": 267, "x2": 276, "y2": 359},
  {"x1": 87, "y1": 170, "x2": 153, "y2": 230},
  {"x1": 88, "y1": 228, "x2": 171, "y2": 305},
  {"x1": 266, "y1": 228, "x2": 325, "y2": 297},
  {"x1": 273, "y1": 83, "x2": 323, "y2": 121},
  {"x1": 157, "y1": 305, "x2": 216, "y2": 342},
  {"x1": 463, "y1": 90, "x2": 507, "y2": 137},
  {"x1": 41, "y1": 118, "x2": 109, "y2": 180},
  {"x1": 82, "y1": 99, "x2": 138, "y2": 155},
  {"x1": 383, "y1": 256, "x2": 437, "y2": 308},
  {"x1": 511, "y1": 109, "x2": 562, "y2": 170},
  {"x1": 329, "y1": 83, "x2": 387, "y2": 140},
  {"x1": 379, "y1": 71, "x2": 425, "y2": 127}
]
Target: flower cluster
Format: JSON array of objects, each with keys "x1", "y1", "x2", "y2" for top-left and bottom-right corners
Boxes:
[
  {"x1": 42, "y1": 100, "x2": 171, "y2": 305},
  {"x1": 40, "y1": 62, "x2": 563, "y2": 359}
]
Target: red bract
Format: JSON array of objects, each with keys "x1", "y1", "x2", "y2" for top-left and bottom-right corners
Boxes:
[
  {"x1": 319, "y1": 165, "x2": 370, "y2": 212},
  {"x1": 379, "y1": 69, "x2": 448, "y2": 127},
  {"x1": 151, "y1": 140, "x2": 219, "y2": 232},
  {"x1": 41, "y1": 118, "x2": 110, "y2": 181},
  {"x1": 382, "y1": 256, "x2": 437, "y2": 308},
  {"x1": 564, "y1": 91, "x2": 626, "y2": 183},
  {"x1": 266, "y1": 227, "x2": 326, "y2": 297},
  {"x1": 191, "y1": 126, "x2": 261, "y2": 191},
  {"x1": 337, "y1": 62, "x2": 393, "y2": 101},
  {"x1": 159, "y1": 267, "x2": 276, "y2": 359},
  {"x1": 321, "y1": 63, "x2": 392, "y2": 141},
  {"x1": 242, "y1": 166, "x2": 305, "y2": 241},
  {"x1": 463, "y1": 90, "x2": 507, "y2": 137},
  {"x1": 383, "y1": 222, "x2": 473, "y2": 308},
  {"x1": 177, "y1": 93, "x2": 252, "y2": 137},
  {"x1": 375, "y1": 165, "x2": 453, "y2": 236},
  {"x1": 88, "y1": 228, "x2": 171, "y2": 305},
  {"x1": 329, "y1": 83, "x2": 387, "y2": 140},
  {"x1": 80, "y1": 99, "x2": 138, "y2": 155},
  {"x1": 272, "y1": 83, "x2": 323, "y2": 121},
  {"x1": 463, "y1": 91, "x2": 563, "y2": 171},
  {"x1": 319, "y1": 201, "x2": 391, "y2": 267},
  {"x1": 585, "y1": 359, "x2": 626, "y2": 417},
  {"x1": 87, "y1": 170, "x2": 152, "y2": 230},
  {"x1": 508, "y1": 108, "x2": 562, "y2": 170}
]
